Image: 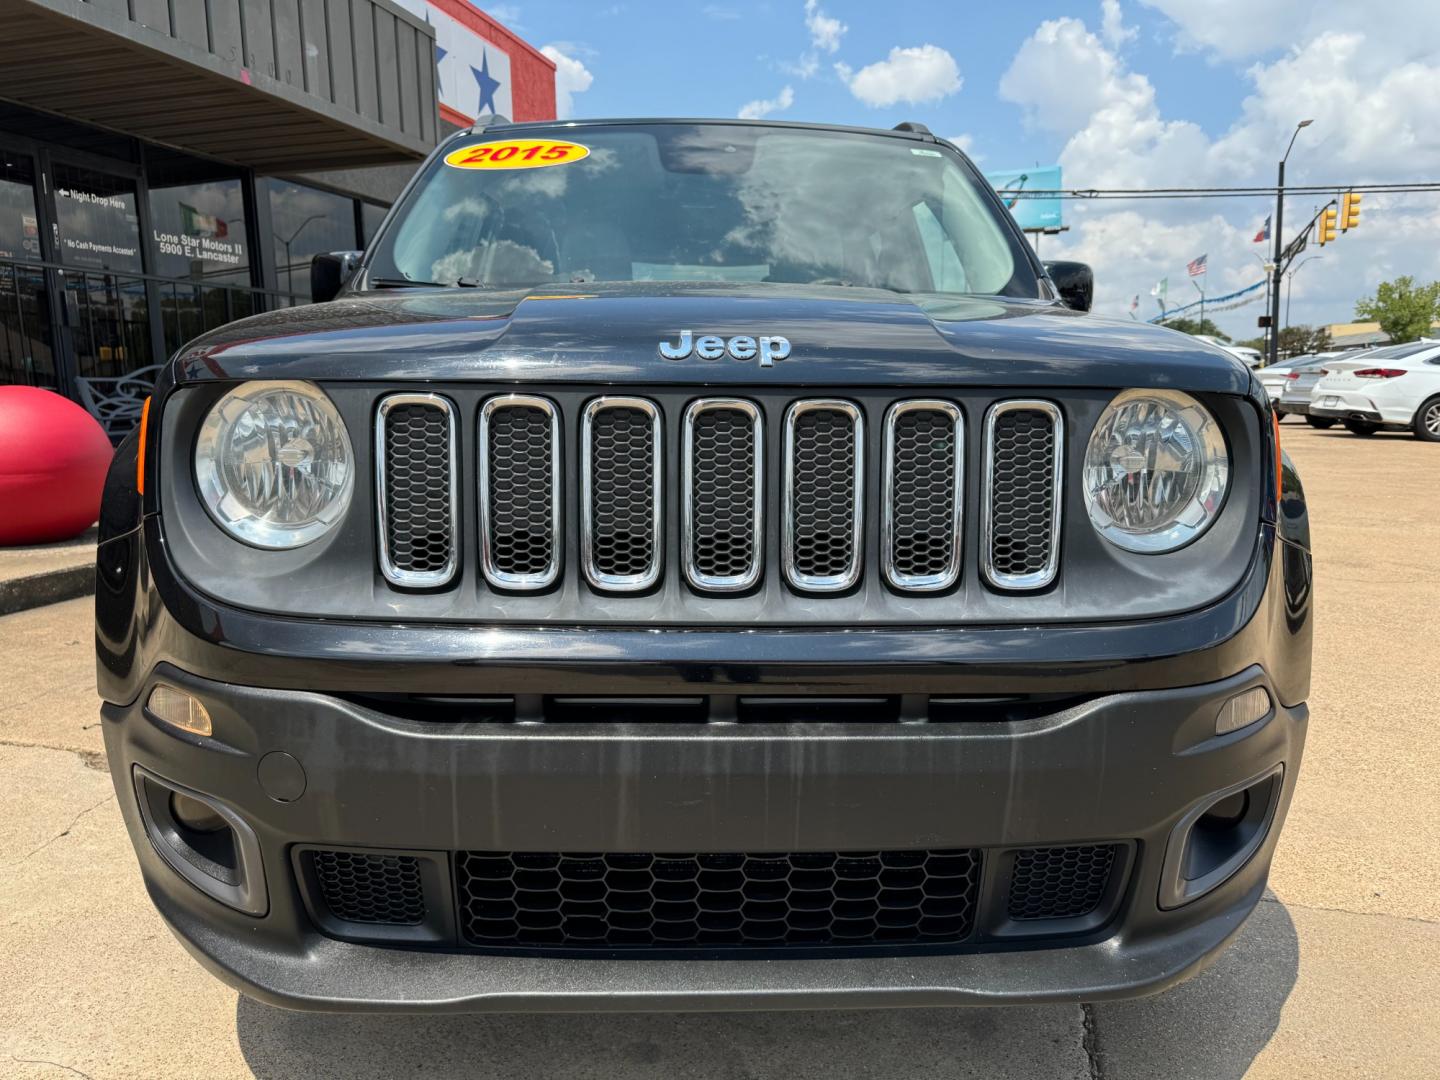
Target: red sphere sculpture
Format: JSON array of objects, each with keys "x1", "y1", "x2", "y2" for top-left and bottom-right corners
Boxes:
[{"x1": 0, "y1": 386, "x2": 114, "y2": 546}]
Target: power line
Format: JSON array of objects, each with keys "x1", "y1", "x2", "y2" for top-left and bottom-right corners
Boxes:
[{"x1": 1011, "y1": 181, "x2": 1440, "y2": 200}]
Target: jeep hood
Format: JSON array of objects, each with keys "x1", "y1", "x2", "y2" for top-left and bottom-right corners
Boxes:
[{"x1": 174, "y1": 281, "x2": 1252, "y2": 394}]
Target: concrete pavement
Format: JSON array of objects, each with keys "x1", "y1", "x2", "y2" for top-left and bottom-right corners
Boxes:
[{"x1": 1, "y1": 421, "x2": 1437, "y2": 1079}]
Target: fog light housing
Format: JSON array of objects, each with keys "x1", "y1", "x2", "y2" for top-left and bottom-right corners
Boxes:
[
  {"x1": 146, "y1": 685, "x2": 212, "y2": 737},
  {"x1": 1216, "y1": 686, "x2": 1272, "y2": 735}
]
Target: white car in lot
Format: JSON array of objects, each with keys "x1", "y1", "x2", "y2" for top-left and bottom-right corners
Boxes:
[
  {"x1": 1310, "y1": 340, "x2": 1440, "y2": 440},
  {"x1": 1259, "y1": 351, "x2": 1342, "y2": 402},
  {"x1": 1194, "y1": 335, "x2": 1264, "y2": 369}
]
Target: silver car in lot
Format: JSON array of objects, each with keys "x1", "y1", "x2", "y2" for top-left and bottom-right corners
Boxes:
[{"x1": 1277, "y1": 351, "x2": 1369, "y2": 427}]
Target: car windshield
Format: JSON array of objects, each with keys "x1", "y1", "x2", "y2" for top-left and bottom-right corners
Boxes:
[{"x1": 366, "y1": 123, "x2": 1039, "y2": 299}]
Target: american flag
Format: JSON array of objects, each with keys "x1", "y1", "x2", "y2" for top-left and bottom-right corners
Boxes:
[{"x1": 1187, "y1": 254, "x2": 1208, "y2": 277}]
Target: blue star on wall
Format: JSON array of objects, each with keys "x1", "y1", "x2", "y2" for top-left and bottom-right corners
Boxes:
[
  {"x1": 435, "y1": 44, "x2": 447, "y2": 92},
  {"x1": 472, "y1": 51, "x2": 501, "y2": 115}
]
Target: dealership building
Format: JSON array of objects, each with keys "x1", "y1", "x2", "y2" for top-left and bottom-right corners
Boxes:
[{"x1": 0, "y1": 0, "x2": 555, "y2": 413}]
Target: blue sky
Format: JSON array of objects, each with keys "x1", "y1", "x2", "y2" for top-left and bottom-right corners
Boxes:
[
  {"x1": 480, "y1": 1, "x2": 1440, "y2": 339},
  {"x1": 499, "y1": 1, "x2": 1246, "y2": 169}
]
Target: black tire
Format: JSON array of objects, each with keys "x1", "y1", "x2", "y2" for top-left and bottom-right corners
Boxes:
[
  {"x1": 1344, "y1": 419, "x2": 1379, "y2": 436},
  {"x1": 1415, "y1": 397, "x2": 1440, "y2": 442},
  {"x1": 1305, "y1": 416, "x2": 1337, "y2": 429}
]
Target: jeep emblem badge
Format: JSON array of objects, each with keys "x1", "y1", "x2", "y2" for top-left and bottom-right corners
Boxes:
[{"x1": 659, "y1": 331, "x2": 791, "y2": 368}]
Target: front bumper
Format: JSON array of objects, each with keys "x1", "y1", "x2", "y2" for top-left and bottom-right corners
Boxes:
[
  {"x1": 96, "y1": 516, "x2": 1313, "y2": 1012},
  {"x1": 103, "y1": 668, "x2": 1306, "y2": 1013}
]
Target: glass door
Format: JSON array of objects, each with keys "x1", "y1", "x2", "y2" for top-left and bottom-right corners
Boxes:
[{"x1": 43, "y1": 154, "x2": 155, "y2": 380}]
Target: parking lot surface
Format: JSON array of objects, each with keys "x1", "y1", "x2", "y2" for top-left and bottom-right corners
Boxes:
[{"x1": 1, "y1": 421, "x2": 1437, "y2": 1079}]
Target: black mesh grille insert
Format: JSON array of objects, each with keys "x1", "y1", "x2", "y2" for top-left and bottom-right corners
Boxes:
[
  {"x1": 988, "y1": 407, "x2": 1058, "y2": 583},
  {"x1": 688, "y1": 405, "x2": 759, "y2": 587},
  {"x1": 887, "y1": 407, "x2": 959, "y2": 586},
  {"x1": 381, "y1": 402, "x2": 453, "y2": 579},
  {"x1": 455, "y1": 849, "x2": 981, "y2": 950},
  {"x1": 1007, "y1": 844, "x2": 1118, "y2": 921},
  {"x1": 586, "y1": 404, "x2": 658, "y2": 584},
  {"x1": 311, "y1": 850, "x2": 426, "y2": 925},
  {"x1": 484, "y1": 403, "x2": 556, "y2": 582},
  {"x1": 787, "y1": 405, "x2": 859, "y2": 586}
]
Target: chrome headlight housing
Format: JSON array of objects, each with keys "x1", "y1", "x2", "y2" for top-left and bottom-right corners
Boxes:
[
  {"x1": 1082, "y1": 389, "x2": 1229, "y2": 554},
  {"x1": 194, "y1": 381, "x2": 354, "y2": 549}
]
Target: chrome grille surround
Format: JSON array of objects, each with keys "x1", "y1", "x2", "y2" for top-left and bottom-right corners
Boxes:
[
  {"x1": 981, "y1": 399, "x2": 1064, "y2": 591},
  {"x1": 882, "y1": 399, "x2": 964, "y2": 592},
  {"x1": 581, "y1": 396, "x2": 663, "y2": 592},
  {"x1": 682, "y1": 398, "x2": 764, "y2": 593},
  {"x1": 478, "y1": 394, "x2": 561, "y2": 591},
  {"x1": 782, "y1": 399, "x2": 864, "y2": 593},
  {"x1": 374, "y1": 392, "x2": 458, "y2": 589}
]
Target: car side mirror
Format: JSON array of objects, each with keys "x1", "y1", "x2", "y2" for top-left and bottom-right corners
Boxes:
[
  {"x1": 311, "y1": 251, "x2": 363, "y2": 303},
  {"x1": 1045, "y1": 260, "x2": 1094, "y2": 312}
]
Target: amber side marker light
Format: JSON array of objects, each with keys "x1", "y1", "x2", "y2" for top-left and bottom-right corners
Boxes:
[
  {"x1": 136, "y1": 395, "x2": 151, "y2": 495},
  {"x1": 147, "y1": 685, "x2": 213, "y2": 737},
  {"x1": 1272, "y1": 408, "x2": 1282, "y2": 504}
]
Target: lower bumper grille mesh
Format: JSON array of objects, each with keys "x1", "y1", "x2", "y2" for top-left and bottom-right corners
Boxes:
[
  {"x1": 454, "y1": 849, "x2": 981, "y2": 949},
  {"x1": 1006, "y1": 844, "x2": 1118, "y2": 921},
  {"x1": 311, "y1": 850, "x2": 426, "y2": 925}
]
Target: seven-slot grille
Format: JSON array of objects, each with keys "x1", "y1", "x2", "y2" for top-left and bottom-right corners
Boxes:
[
  {"x1": 376, "y1": 394, "x2": 458, "y2": 588},
  {"x1": 376, "y1": 395, "x2": 1064, "y2": 597}
]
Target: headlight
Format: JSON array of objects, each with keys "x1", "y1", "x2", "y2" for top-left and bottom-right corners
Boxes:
[
  {"x1": 1082, "y1": 389, "x2": 1229, "y2": 553},
  {"x1": 195, "y1": 381, "x2": 353, "y2": 548}
]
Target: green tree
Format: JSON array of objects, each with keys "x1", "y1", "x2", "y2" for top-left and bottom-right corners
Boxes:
[
  {"x1": 1159, "y1": 316, "x2": 1230, "y2": 340},
  {"x1": 1354, "y1": 276, "x2": 1440, "y2": 343},
  {"x1": 1278, "y1": 324, "x2": 1333, "y2": 357}
]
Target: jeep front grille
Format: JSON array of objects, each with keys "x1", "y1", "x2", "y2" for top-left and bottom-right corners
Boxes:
[
  {"x1": 683, "y1": 398, "x2": 763, "y2": 592},
  {"x1": 372, "y1": 392, "x2": 1068, "y2": 605},
  {"x1": 783, "y1": 400, "x2": 864, "y2": 592},
  {"x1": 982, "y1": 401, "x2": 1063, "y2": 590},
  {"x1": 582, "y1": 397, "x2": 662, "y2": 591},
  {"x1": 376, "y1": 393, "x2": 458, "y2": 588},
  {"x1": 883, "y1": 400, "x2": 963, "y2": 591},
  {"x1": 479, "y1": 395, "x2": 561, "y2": 590}
]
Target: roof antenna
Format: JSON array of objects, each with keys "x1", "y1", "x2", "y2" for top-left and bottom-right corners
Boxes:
[{"x1": 892, "y1": 121, "x2": 932, "y2": 135}]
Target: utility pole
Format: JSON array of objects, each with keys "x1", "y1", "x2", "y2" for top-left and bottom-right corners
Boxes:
[{"x1": 1270, "y1": 120, "x2": 1313, "y2": 367}]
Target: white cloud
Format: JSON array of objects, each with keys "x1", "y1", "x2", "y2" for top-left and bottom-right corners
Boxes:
[
  {"x1": 841, "y1": 45, "x2": 962, "y2": 108},
  {"x1": 738, "y1": 85, "x2": 795, "y2": 120},
  {"x1": 998, "y1": 9, "x2": 1440, "y2": 334},
  {"x1": 781, "y1": 53, "x2": 821, "y2": 79},
  {"x1": 1139, "y1": 0, "x2": 1440, "y2": 60},
  {"x1": 1100, "y1": 0, "x2": 1137, "y2": 48},
  {"x1": 703, "y1": 4, "x2": 740, "y2": 18},
  {"x1": 948, "y1": 133, "x2": 981, "y2": 161},
  {"x1": 486, "y1": 4, "x2": 522, "y2": 26},
  {"x1": 540, "y1": 44, "x2": 594, "y2": 120},
  {"x1": 803, "y1": 0, "x2": 846, "y2": 53}
]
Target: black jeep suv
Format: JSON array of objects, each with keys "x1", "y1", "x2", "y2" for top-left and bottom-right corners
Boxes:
[{"x1": 95, "y1": 118, "x2": 1312, "y2": 1012}]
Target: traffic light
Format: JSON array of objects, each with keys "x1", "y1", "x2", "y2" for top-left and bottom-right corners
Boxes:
[
  {"x1": 1341, "y1": 190, "x2": 1362, "y2": 231},
  {"x1": 1318, "y1": 206, "x2": 1338, "y2": 246}
]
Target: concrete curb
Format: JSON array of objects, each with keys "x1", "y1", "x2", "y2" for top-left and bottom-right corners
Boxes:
[{"x1": 0, "y1": 562, "x2": 96, "y2": 616}]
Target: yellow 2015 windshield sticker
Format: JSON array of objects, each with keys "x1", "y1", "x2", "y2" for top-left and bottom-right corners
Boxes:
[{"x1": 444, "y1": 139, "x2": 590, "y2": 170}]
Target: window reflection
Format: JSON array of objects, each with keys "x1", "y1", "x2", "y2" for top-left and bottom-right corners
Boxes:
[
  {"x1": 149, "y1": 177, "x2": 253, "y2": 355},
  {"x1": 0, "y1": 155, "x2": 55, "y2": 388},
  {"x1": 267, "y1": 179, "x2": 359, "y2": 299},
  {"x1": 52, "y1": 163, "x2": 144, "y2": 274}
]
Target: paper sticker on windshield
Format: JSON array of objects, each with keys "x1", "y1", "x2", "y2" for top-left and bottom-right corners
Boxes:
[{"x1": 444, "y1": 139, "x2": 590, "y2": 170}]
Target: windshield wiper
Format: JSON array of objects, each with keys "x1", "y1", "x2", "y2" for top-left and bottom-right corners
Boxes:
[{"x1": 369, "y1": 276, "x2": 446, "y2": 288}]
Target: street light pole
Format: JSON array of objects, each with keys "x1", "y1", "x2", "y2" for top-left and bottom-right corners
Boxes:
[{"x1": 1269, "y1": 120, "x2": 1313, "y2": 367}]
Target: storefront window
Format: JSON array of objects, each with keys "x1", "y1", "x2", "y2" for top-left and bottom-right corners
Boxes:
[
  {"x1": 0, "y1": 154, "x2": 56, "y2": 389},
  {"x1": 361, "y1": 202, "x2": 389, "y2": 247},
  {"x1": 52, "y1": 162, "x2": 144, "y2": 274},
  {"x1": 148, "y1": 178, "x2": 250, "y2": 285},
  {"x1": 267, "y1": 179, "x2": 359, "y2": 300},
  {"x1": 0, "y1": 155, "x2": 42, "y2": 264}
]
